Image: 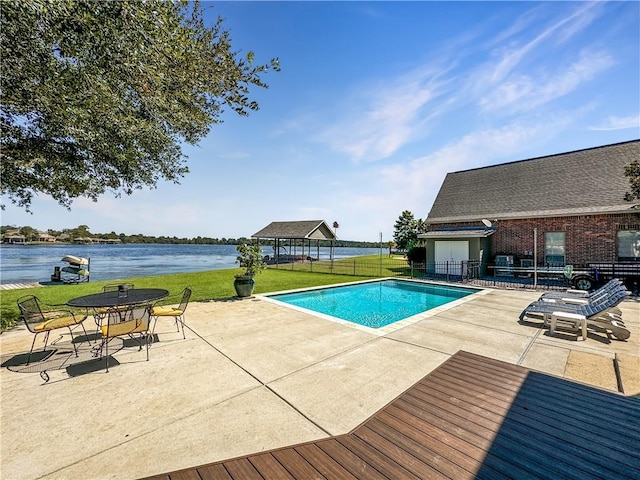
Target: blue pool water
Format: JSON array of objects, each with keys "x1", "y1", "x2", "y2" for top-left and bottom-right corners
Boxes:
[{"x1": 268, "y1": 279, "x2": 479, "y2": 328}]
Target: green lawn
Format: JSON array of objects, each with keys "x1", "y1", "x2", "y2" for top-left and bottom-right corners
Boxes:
[{"x1": 1, "y1": 255, "x2": 410, "y2": 330}]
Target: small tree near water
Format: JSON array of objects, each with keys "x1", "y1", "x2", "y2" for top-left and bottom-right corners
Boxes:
[{"x1": 236, "y1": 243, "x2": 267, "y2": 277}]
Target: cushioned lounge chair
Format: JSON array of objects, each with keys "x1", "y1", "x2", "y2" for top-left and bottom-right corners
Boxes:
[
  {"x1": 520, "y1": 288, "x2": 630, "y2": 340},
  {"x1": 538, "y1": 278, "x2": 624, "y2": 303}
]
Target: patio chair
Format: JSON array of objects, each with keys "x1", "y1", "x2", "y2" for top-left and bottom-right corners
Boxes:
[
  {"x1": 538, "y1": 279, "x2": 624, "y2": 303},
  {"x1": 519, "y1": 288, "x2": 630, "y2": 340},
  {"x1": 151, "y1": 287, "x2": 191, "y2": 339},
  {"x1": 93, "y1": 284, "x2": 136, "y2": 328},
  {"x1": 98, "y1": 303, "x2": 152, "y2": 372},
  {"x1": 102, "y1": 283, "x2": 135, "y2": 294},
  {"x1": 17, "y1": 295, "x2": 89, "y2": 364}
]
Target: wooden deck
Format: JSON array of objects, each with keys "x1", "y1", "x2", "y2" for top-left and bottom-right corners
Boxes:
[{"x1": 142, "y1": 351, "x2": 640, "y2": 480}]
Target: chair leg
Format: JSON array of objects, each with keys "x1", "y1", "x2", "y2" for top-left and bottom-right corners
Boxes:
[
  {"x1": 105, "y1": 337, "x2": 110, "y2": 373},
  {"x1": 67, "y1": 327, "x2": 80, "y2": 357},
  {"x1": 151, "y1": 316, "x2": 159, "y2": 337},
  {"x1": 80, "y1": 322, "x2": 90, "y2": 345},
  {"x1": 26, "y1": 334, "x2": 39, "y2": 366},
  {"x1": 177, "y1": 315, "x2": 185, "y2": 339},
  {"x1": 42, "y1": 331, "x2": 51, "y2": 351}
]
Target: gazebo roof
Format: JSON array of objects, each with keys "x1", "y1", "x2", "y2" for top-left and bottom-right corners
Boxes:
[{"x1": 252, "y1": 220, "x2": 337, "y2": 240}]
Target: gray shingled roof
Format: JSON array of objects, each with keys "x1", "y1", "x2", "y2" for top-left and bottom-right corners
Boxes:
[
  {"x1": 427, "y1": 140, "x2": 639, "y2": 223},
  {"x1": 252, "y1": 220, "x2": 337, "y2": 240}
]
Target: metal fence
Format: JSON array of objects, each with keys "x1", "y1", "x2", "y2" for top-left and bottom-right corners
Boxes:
[{"x1": 267, "y1": 258, "x2": 572, "y2": 292}]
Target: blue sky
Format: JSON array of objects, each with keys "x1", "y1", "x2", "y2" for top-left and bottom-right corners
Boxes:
[{"x1": 2, "y1": 1, "x2": 639, "y2": 242}]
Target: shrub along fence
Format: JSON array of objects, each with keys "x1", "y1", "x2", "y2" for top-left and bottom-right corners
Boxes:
[{"x1": 267, "y1": 257, "x2": 571, "y2": 291}]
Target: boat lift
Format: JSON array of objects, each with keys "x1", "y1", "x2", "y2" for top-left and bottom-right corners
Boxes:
[{"x1": 51, "y1": 255, "x2": 90, "y2": 283}]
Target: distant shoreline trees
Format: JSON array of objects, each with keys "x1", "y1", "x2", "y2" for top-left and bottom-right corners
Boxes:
[{"x1": 0, "y1": 224, "x2": 380, "y2": 248}]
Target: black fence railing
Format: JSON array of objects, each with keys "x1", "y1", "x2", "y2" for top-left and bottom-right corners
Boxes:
[
  {"x1": 267, "y1": 256, "x2": 412, "y2": 277},
  {"x1": 267, "y1": 258, "x2": 572, "y2": 291}
]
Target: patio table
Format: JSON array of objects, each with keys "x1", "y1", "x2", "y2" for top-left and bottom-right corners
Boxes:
[{"x1": 67, "y1": 288, "x2": 169, "y2": 309}]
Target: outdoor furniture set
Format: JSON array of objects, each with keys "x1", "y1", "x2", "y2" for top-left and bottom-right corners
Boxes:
[
  {"x1": 17, "y1": 285, "x2": 192, "y2": 372},
  {"x1": 519, "y1": 279, "x2": 631, "y2": 340}
]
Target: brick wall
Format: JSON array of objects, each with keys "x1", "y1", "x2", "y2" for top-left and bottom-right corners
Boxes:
[{"x1": 431, "y1": 212, "x2": 640, "y2": 265}]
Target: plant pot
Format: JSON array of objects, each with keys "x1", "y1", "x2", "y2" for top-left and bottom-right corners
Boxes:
[{"x1": 234, "y1": 274, "x2": 255, "y2": 298}]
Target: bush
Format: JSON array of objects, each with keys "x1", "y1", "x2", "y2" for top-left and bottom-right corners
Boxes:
[{"x1": 406, "y1": 246, "x2": 426, "y2": 264}]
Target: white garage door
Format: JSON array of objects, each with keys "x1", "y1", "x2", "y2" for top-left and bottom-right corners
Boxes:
[{"x1": 435, "y1": 241, "x2": 469, "y2": 275}]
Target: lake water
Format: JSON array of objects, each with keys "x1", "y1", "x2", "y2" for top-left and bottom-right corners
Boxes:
[{"x1": 0, "y1": 244, "x2": 382, "y2": 284}]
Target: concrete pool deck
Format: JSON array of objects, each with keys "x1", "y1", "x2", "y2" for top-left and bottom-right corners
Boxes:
[{"x1": 1, "y1": 286, "x2": 638, "y2": 479}]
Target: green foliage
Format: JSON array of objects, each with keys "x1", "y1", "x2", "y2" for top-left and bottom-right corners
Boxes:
[
  {"x1": 19, "y1": 226, "x2": 37, "y2": 241},
  {"x1": 236, "y1": 243, "x2": 267, "y2": 276},
  {"x1": 1, "y1": 0, "x2": 279, "y2": 211},
  {"x1": 406, "y1": 246, "x2": 426, "y2": 264},
  {"x1": 1, "y1": 223, "x2": 385, "y2": 246},
  {"x1": 393, "y1": 210, "x2": 420, "y2": 250},
  {"x1": 624, "y1": 160, "x2": 640, "y2": 203}
]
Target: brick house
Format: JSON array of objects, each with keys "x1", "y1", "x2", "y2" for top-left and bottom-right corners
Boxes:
[{"x1": 419, "y1": 140, "x2": 640, "y2": 288}]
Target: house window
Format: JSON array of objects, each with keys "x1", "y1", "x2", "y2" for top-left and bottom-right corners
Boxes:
[
  {"x1": 544, "y1": 232, "x2": 565, "y2": 265},
  {"x1": 617, "y1": 230, "x2": 640, "y2": 261}
]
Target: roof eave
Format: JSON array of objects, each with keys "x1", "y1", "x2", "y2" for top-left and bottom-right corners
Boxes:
[{"x1": 427, "y1": 205, "x2": 639, "y2": 224}]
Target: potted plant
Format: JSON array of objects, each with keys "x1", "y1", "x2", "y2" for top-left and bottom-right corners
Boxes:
[{"x1": 234, "y1": 243, "x2": 267, "y2": 298}]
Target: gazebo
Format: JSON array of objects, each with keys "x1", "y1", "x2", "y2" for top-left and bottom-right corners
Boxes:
[{"x1": 252, "y1": 220, "x2": 337, "y2": 263}]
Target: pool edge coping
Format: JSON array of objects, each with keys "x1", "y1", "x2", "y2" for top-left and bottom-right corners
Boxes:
[{"x1": 257, "y1": 278, "x2": 493, "y2": 337}]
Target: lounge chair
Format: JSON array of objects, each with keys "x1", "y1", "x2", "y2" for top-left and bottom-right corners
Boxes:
[
  {"x1": 520, "y1": 288, "x2": 630, "y2": 340},
  {"x1": 538, "y1": 278, "x2": 624, "y2": 303}
]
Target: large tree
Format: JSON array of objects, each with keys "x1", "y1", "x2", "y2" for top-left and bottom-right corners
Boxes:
[
  {"x1": 393, "y1": 210, "x2": 418, "y2": 251},
  {"x1": 1, "y1": 0, "x2": 279, "y2": 211}
]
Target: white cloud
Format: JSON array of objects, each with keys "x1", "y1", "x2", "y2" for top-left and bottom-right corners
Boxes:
[
  {"x1": 313, "y1": 2, "x2": 614, "y2": 165},
  {"x1": 374, "y1": 115, "x2": 575, "y2": 216},
  {"x1": 487, "y1": 2, "x2": 602, "y2": 84},
  {"x1": 479, "y1": 49, "x2": 614, "y2": 114},
  {"x1": 589, "y1": 115, "x2": 640, "y2": 131},
  {"x1": 316, "y1": 63, "x2": 453, "y2": 162}
]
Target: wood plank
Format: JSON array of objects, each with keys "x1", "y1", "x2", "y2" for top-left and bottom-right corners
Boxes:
[
  {"x1": 165, "y1": 471, "x2": 202, "y2": 480},
  {"x1": 366, "y1": 413, "x2": 486, "y2": 478},
  {"x1": 222, "y1": 458, "x2": 262, "y2": 480},
  {"x1": 249, "y1": 453, "x2": 295, "y2": 479},
  {"x1": 270, "y1": 449, "x2": 324, "y2": 479},
  {"x1": 403, "y1": 385, "x2": 506, "y2": 433},
  {"x1": 382, "y1": 401, "x2": 492, "y2": 453},
  {"x1": 336, "y1": 435, "x2": 420, "y2": 480},
  {"x1": 352, "y1": 424, "x2": 455, "y2": 480},
  {"x1": 315, "y1": 437, "x2": 387, "y2": 480},
  {"x1": 294, "y1": 444, "x2": 358, "y2": 480},
  {"x1": 195, "y1": 463, "x2": 232, "y2": 480},
  {"x1": 422, "y1": 363, "x2": 640, "y2": 475}
]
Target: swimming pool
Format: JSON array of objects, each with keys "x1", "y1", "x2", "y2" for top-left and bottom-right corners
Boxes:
[{"x1": 266, "y1": 279, "x2": 480, "y2": 329}]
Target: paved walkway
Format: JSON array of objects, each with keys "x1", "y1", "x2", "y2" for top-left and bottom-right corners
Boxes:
[
  {"x1": 0, "y1": 282, "x2": 43, "y2": 290},
  {"x1": 1, "y1": 286, "x2": 638, "y2": 479}
]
